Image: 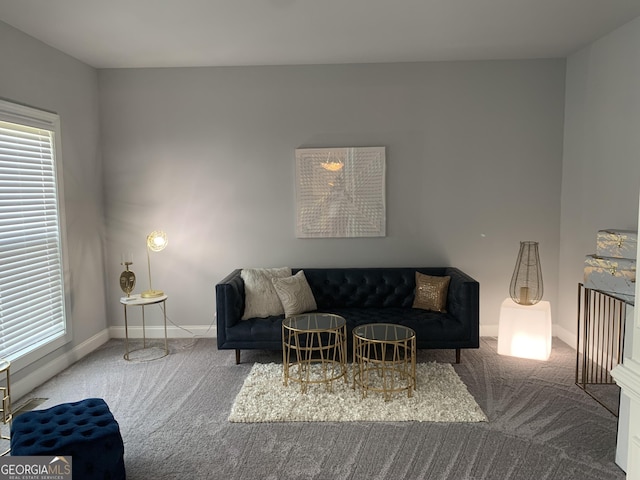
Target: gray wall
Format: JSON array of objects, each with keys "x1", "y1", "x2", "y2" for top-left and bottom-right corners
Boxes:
[
  {"x1": 559, "y1": 16, "x2": 640, "y2": 340},
  {"x1": 0, "y1": 21, "x2": 106, "y2": 381},
  {"x1": 2, "y1": 6, "x2": 638, "y2": 392},
  {"x1": 99, "y1": 61, "x2": 566, "y2": 335}
]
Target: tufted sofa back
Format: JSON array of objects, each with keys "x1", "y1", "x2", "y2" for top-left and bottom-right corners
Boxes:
[{"x1": 294, "y1": 267, "x2": 447, "y2": 310}]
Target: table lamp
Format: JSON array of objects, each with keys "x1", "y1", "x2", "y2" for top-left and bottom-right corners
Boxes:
[
  {"x1": 498, "y1": 241, "x2": 552, "y2": 360},
  {"x1": 141, "y1": 230, "x2": 167, "y2": 298},
  {"x1": 509, "y1": 241, "x2": 543, "y2": 305}
]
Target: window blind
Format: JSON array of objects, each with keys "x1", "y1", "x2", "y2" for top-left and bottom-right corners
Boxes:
[{"x1": 0, "y1": 119, "x2": 67, "y2": 361}]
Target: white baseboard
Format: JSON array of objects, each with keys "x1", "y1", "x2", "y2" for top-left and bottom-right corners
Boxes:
[
  {"x1": 11, "y1": 329, "x2": 110, "y2": 403},
  {"x1": 12, "y1": 326, "x2": 216, "y2": 404},
  {"x1": 108, "y1": 325, "x2": 217, "y2": 339},
  {"x1": 553, "y1": 324, "x2": 576, "y2": 349},
  {"x1": 480, "y1": 324, "x2": 499, "y2": 337}
]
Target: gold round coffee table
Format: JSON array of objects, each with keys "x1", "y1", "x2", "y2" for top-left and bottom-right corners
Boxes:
[
  {"x1": 353, "y1": 323, "x2": 416, "y2": 401},
  {"x1": 282, "y1": 313, "x2": 347, "y2": 393}
]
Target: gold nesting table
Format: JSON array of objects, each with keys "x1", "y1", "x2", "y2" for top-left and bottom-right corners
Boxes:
[
  {"x1": 282, "y1": 313, "x2": 347, "y2": 393},
  {"x1": 353, "y1": 323, "x2": 417, "y2": 401}
]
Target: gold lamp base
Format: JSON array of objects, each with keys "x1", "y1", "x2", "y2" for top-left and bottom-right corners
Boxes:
[{"x1": 141, "y1": 289, "x2": 164, "y2": 298}]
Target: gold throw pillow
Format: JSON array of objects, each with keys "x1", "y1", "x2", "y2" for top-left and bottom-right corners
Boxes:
[{"x1": 413, "y1": 272, "x2": 451, "y2": 313}]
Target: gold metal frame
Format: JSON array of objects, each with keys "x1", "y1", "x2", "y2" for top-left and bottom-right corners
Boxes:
[
  {"x1": 576, "y1": 283, "x2": 627, "y2": 415},
  {"x1": 282, "y1": 313, "x2": 347, "y2": 393},
  {"x1": 353, "y1": 323, "x2": 416, "y2": 401},
  {"x1": 0, "y1": 359, "x2": 12, "y2": 455}
]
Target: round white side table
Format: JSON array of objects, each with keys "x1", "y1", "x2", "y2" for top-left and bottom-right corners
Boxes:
[{"x1": 120, "y1": 294, "x2": 169, "y2": 361}]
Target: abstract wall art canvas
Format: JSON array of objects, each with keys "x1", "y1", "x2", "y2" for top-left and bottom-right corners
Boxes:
[{"x1": 295, "y1": 146, "x2": 386, "y2": 238}]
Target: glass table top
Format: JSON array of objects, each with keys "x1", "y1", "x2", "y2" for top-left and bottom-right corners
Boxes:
[
  {"x1": 352, "y1": 323, "x2": 416, "y2": 342},
  {"x1": 283, "y1": 313, "x2": 346, "y2": 331}
]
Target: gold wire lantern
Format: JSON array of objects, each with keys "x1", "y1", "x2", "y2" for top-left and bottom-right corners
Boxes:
[{"x1": 509, "y1": 241, "x2": 543, "y2": 306}]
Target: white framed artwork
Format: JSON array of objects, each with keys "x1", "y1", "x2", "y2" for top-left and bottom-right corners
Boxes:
[{"x1": 295, "y1": 146, "x2": 386, "y2": 238}]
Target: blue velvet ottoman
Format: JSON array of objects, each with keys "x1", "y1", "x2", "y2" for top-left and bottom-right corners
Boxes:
[{"x1": 10, "y1": 398, "x2": 125, "y2": 480}]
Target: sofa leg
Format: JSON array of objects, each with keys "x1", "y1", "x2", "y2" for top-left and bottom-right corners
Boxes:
[
  {"x1": 235, "y1": 349, "x2": 241, "y2": 365},
  {"x1": 455, "y1": 348, "x2": 461, "y2": 364}
]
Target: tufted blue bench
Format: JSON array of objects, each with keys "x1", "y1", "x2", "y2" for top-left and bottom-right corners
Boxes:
[{"x1": 10, "y1": 398, "x2": 125, "y2": 480}]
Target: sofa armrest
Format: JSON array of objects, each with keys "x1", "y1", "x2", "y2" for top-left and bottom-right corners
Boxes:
[
  {"x1": 215, "y1": 269, "x2": 245, "y2": 348},
  {"x1": 445, "y1": 267, "x2": 480, "y2": 345}
]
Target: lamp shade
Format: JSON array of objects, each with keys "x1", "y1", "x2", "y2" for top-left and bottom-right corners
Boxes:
[
  {"x1": 147, "y1": 230, "x2": 168, "y2": 252},
  {"x1": 509, "y1": 241, "x2": 543, "y2": 306}
]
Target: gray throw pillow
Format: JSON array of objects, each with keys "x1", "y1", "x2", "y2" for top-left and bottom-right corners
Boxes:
[
  {"x1": 272, "y1": 270, "x2": 317, "y2": 317},
  {"x1": 241, "y1": 267, "x2": 292, "y2": 319}
]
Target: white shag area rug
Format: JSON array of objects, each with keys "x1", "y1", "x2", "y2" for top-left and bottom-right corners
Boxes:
[{"x1": 229, "y1": 362, "x2": 488, "y2": 423}]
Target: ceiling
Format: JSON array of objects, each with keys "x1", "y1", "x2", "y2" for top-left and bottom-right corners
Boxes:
[{"x1": 1, "y1": 0, "x2": 640, "y2": 69}]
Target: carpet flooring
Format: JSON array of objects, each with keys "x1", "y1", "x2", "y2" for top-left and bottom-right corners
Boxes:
[{"x1": 8, "y1": 337, "x2": 624, "y2": 480}]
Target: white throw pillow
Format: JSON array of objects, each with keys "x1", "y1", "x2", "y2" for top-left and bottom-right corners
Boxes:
[
  {"x1": 272, "y1": 270, "x2": 317, "y2": 317},
  {"x1": 241, "y1": 267, "x2": 292, "y2": 319}
]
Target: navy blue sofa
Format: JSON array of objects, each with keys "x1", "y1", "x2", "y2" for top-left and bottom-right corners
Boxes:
[{"x1": 216, "y1": 267, "x2": 480, "y2": 364}]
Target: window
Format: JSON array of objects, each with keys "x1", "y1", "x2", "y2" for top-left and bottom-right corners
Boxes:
[{"x1": 0, "y1": 100, "x2": 71, "y2": 370}]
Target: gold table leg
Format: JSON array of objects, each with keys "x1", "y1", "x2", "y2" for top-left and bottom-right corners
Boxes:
[
  {"x1": 123, "y1": 304, "x2": 130, "y2": 361},
  {"x1": 0, "y1": 362, "x2": 11, "y2": 456},
  {"x1": 162, "y1": 299, "x2": 169, "y2": 356},
  {"x1": 142, "y1": 305, "x2": 147, "y2": 349}
]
